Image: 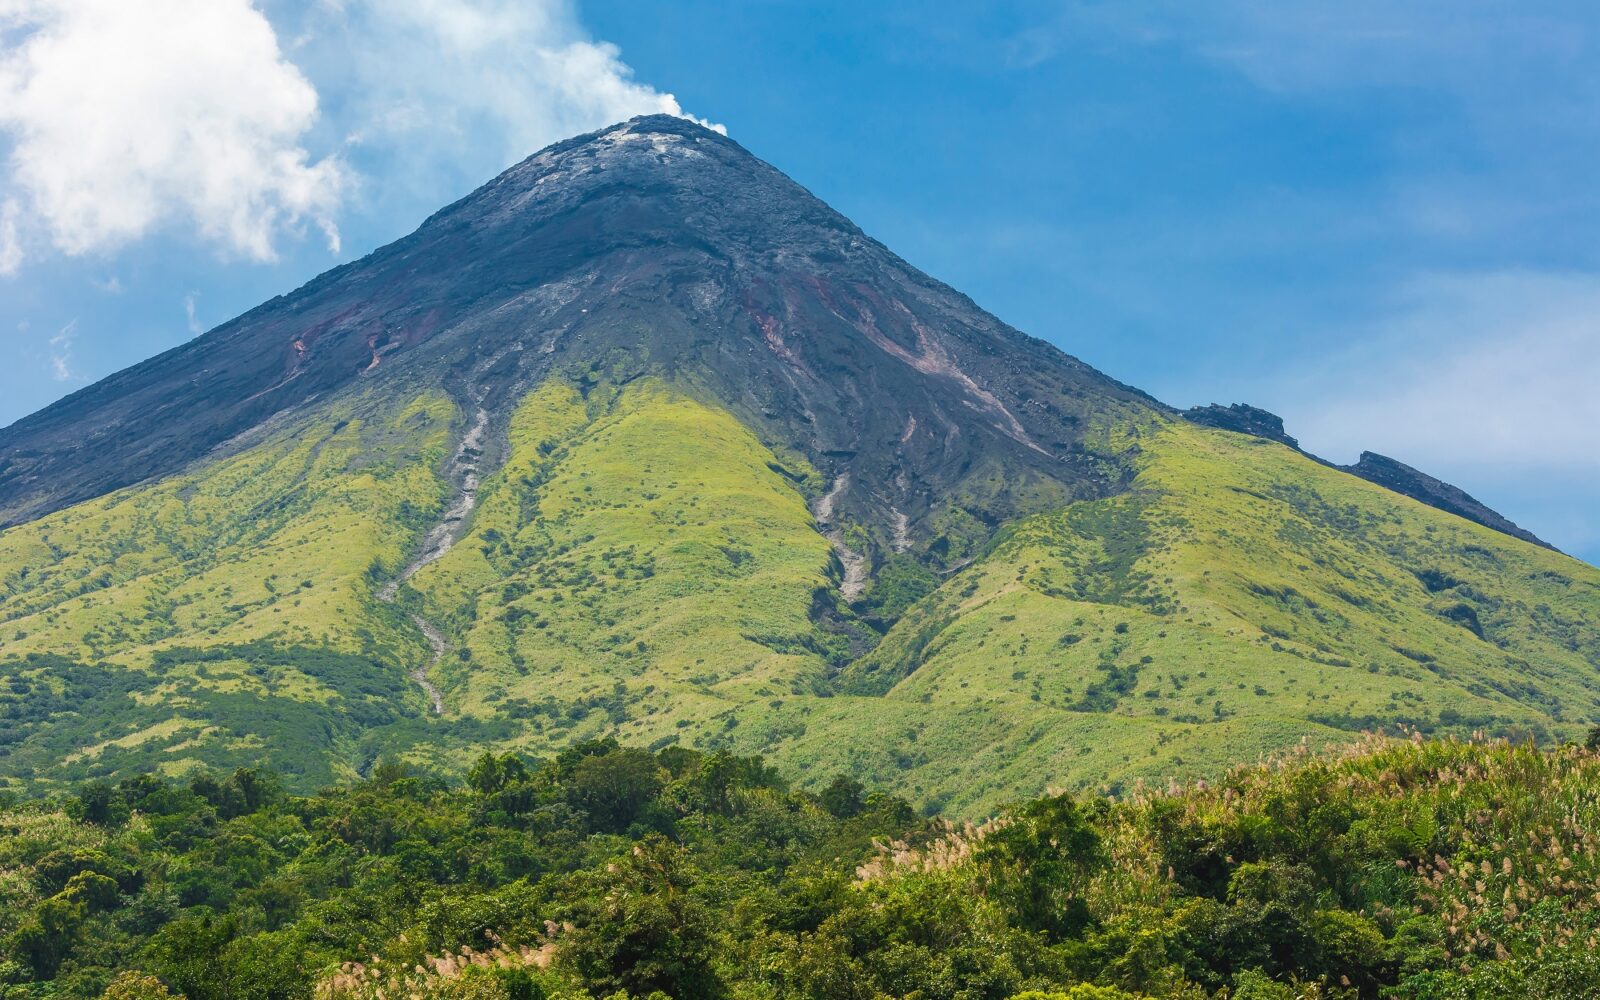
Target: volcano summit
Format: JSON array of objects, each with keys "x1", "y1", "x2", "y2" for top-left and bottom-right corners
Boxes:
[{"x1": 0, "y1": 117, "x2": 1595, "y2": 813}]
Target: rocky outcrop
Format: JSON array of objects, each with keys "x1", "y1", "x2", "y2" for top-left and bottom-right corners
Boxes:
[
  {"x1": 1181, "y1": 403, "x2": 1551, "y2": 551},
  {"x1": 1182, "y1": 403, "x2": 1299, "y2": 448},
  {"x1": 1341, "y1": 452, "x2": 1553, "y2": 550}
]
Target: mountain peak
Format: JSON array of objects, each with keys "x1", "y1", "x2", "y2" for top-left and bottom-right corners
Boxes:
[
  {"x1": 0, "y1": 116, "x2": 1554, "y2": 564},
  {"x1": 578, "y1": 112, "x2": 726, "y2": 143},
  {"x1": 0, "y1": 115, "x2": 1148, "y2": 549},
  {"x1": 498, "y1": 113, "x2": 736, "y2": 184},
  {"x1": 434, "y1": 111, "x2": 858, "y2": 260}
]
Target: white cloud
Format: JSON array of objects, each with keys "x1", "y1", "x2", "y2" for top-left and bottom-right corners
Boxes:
[
  {"x1": 1028, "y1": 1, "x2": 1594, "y2": 98},
  {"x1": 0, "y1": 0, "x2": 345, "y2": 263},
  {"x1": 90, "y1": 274, "x2": 120, "y2": 294},
  {"x1": 0, "y1": 0, "x2": 717, "y2": 275},
  {"x1": 1146, "y1": 2, "x2": 1520, "y2": 91},
  {"x1": 300, "y1": 0, "x2": 722, "y2": 195},
  {"x1": 184, "y1": 291, "x2": 202, "y2": 335},
  {"x1": 47, "y1": 317, "x2": 75, "y2": 380}
]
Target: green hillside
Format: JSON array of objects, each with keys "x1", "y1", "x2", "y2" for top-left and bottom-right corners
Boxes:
[
  {"x1": 791, "y1": 418, "x2": 1600, "y2": 812},
  {"x1": 0, "y1": 387, "x2": 457, "y2": 787},
  {"x1": 2, "y1": 377, "x2": 1598, "y2": 815},
  {"x1": 5, "y1": 113, "x2": 1597, "y2": 817},
  {"x1": 0, "y1": 377, "x2": 848, "y2": 791},
  {"x1": 397, "y1": 378, "x2": 841, "y2": 768}
]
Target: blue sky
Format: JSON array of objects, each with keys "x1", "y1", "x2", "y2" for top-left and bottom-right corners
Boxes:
[{"x1": 1, "y1": 1, "x2": 1596, "y2": 564}]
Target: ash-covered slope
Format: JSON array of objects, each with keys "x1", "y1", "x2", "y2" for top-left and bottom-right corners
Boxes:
[{"x1": 0, "y1": 116, "x2": 1157, "y2": 565}]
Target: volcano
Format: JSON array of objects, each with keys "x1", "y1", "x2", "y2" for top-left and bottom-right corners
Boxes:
[
  {"x1": 1, "y1": 116, "x2": 1595, "y2": 814},
  {"x1": 0, "y1": 116, "x2": 1156, "y2": 553}
]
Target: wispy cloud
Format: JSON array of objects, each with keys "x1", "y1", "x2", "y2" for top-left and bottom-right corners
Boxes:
[
  {"x1": 1018, "y1": 1, "x2": 1593, "y2": 96},
  {"x1": 184, "y1": 291, "x2": 202, "y2": 335},
  {"x1": 1280, "y1": 271, "x2": 1600, "y2": 472},
  {"x1": 1161, "y1": 2, "x2": 1591, "y2": 106},
  {"x1": 47, "y1": 318, "x2": 76, "y2": 381},
  {"x1": 298, "y1": 0, "x2": 721, "y2": 198},
  {"x1": 90, "y1": 274, "x2": 121, "y2": 294},
  {"x1": 1224, "y1": 269, "x2": 1600, "y2": 559},
  {"x1": 0, "y1": 198, "x2": 21, "y2": 275},
  {"x1": 1010, "y1": 2, "x2": 1599, "y2": 245}
]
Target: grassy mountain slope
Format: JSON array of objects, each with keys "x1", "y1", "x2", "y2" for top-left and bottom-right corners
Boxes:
[
  {"x1": 0, "y1": 389, "x2": 458, "y2": 788},
  {"x1": 762, "y1": 417, "x2": 1600, "y2": 812},
  {"x1": 5, "y1": 113, "x2": 1595, "y2": 817},
  {"x1": 0, "y1": 116, "x2": 1158, "y2": 570},
  {"x1": 2, "y1": 376, "x2": 1598, "y2": 817},
  {"x1": 396, "y1": 378, "x2": 841, "y2": 770}
]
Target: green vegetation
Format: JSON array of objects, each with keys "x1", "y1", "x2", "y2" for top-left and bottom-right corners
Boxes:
[
  {"x1": 2, "y1": 378, "x2": 1598, "y2": 816},
  {"x1": 396, "y1": 378, "x2": 841, "y2": 771},
  {"x1": 0, "y1": 387, "x2": 457, "y2": 789},
  {"x1": 5, "y1": 736, "x2": 1600, "y2": 998},
  {"x1": 796, "y1": 419, "x2": 1600, "y2": 813},
  {"x1": 0, "y1": 647, "x2": 416, "y2": 788},
  {"x1": 0, "y1": 376, "x2": 851, "y2": 792}
]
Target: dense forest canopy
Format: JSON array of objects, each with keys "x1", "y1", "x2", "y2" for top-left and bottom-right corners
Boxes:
[{"x1": 3, "y1": 735, "x2": 1600, "y2": 999}]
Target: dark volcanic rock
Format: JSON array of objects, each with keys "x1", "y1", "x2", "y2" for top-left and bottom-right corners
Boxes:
[
  {"x1": 1179, "y1": 404, "x2": 1547, "y2": 551},
  {"x1": 0, "y1": 115, "x2": 1161, "y2": 563},
  {"x1": 1343, "y1": 452, "x2": 1552, "y2": 550},
  {"x1": 1183, "y1": 403, "x2": 1299, "y2": 448}
]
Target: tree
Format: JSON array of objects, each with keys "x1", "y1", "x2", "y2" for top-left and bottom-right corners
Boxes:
[
  {"x1": 10, "y1": 869, "x2": 123, "y2": 976},
  {"x1": 818, "y1": 775, "x2": 865, "y2": 819},
  {"x1": 468, "y1": 752, "x2": 531, "y2": 795},
  {"x1": 1009, "y1": 989, "x2": 1153, "y2": 1000},
  {"x1": 688, "y1": 749, "x2": 777, "y2": 815},
  {"x1": 974, "y1": 794, "x2": 1103, "y2": 940},
  {"x1": 71, "y1": 779, "x2": 126, "y2": 826},
  {"x1": 566, "y1": 749, "x2": 664, "y2": 833},
  {"x1": 559, "y1": 838, "x2": 722, "y2": 998}
]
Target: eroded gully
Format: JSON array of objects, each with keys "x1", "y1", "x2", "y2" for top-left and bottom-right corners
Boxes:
[
  {"x1": 376, "y1": 404, "x2": 490, "y2": 715},
  {"x1": 813, "y1": 472, "x2": 868, "y2": 601}
]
